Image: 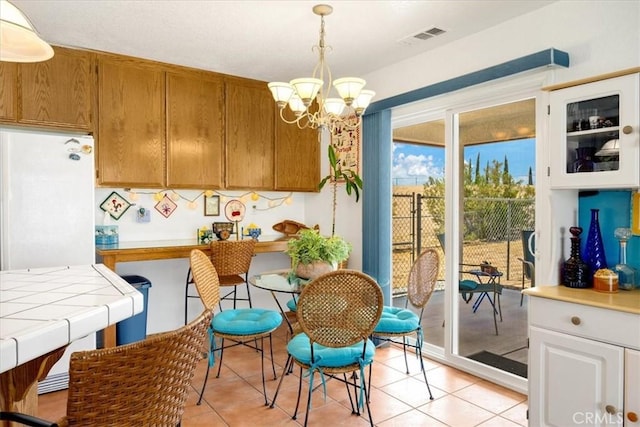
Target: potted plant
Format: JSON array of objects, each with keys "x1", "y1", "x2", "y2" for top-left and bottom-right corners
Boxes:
[
  {"x1": 286, "y1": 228, "x2": 352, "y2": 279},
  {"x1": 318, "y1": 144, "x2": 363, "y2": 237}
]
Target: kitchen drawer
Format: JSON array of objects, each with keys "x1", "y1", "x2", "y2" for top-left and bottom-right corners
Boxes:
[{"x1": 529, "y1": 296, "x2": 640, "y2": 349}]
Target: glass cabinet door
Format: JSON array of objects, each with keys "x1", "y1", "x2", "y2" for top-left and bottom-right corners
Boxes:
[{"x1": 549, "y1": 73, "x2": 639, "y2": 189}]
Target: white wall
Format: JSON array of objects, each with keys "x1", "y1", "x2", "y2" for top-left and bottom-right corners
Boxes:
[
  {"x1": 95, "y1": 187, "x2": 305, "y2": 332},
  {"x1": 364, "y1": 0, "x2": 640, "y2": 100}
]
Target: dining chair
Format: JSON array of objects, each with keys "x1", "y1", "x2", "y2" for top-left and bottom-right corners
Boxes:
[
  {"x1": 437, "y1": 233, "x2": 503, "y2": 334},
  {"x1": 371, "y1": 248, "x2": 439, "y2": 400},
  {"x1": 184, "y1": 239, "x2": 256, "y2": 324},
  {"x1": 269, "y1": 269, "x2": 383, "y2": 427},
  {"x1": 0, "y1": 309, "x2": 212, "y2": 427},
  {"x1": 188, "y1": 249, "x2": 282, "y2": 406}
]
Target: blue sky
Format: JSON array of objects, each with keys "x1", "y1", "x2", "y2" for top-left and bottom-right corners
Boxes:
[{"x1": 392, "y1": 138, "x2": 535, "y2": 186}]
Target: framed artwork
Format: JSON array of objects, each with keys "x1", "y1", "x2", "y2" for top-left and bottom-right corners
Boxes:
[
  {"x1": 100, "y1": 191, "x2": 132, "y2": 220},
  {"x1": 204, "y1": 195, "x2": 220, "y2": 216},
  {"x1": 330, "y1": 118, "x2": 360, "y2": 181},
  {"x1": 155, "y1": 194, "x2": 177, "y2": 218}
]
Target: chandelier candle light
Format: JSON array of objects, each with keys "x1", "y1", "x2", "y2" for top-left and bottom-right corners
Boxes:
[{"x1": 268, "y1": 4, "x2": 375, "y2": 133}]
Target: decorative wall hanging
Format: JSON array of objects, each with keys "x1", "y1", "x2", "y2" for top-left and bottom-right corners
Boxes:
[
  {"x1": 100, "y1": 191, "x2": 132, "y2": 220},
  {"x1": 204, "y1": 195, "x2": 220, "y2": 216},
  {"x1": 155, "y1": 194, "x2": 177, "y2": 218},
  {"x1": 330, "y1": 119, "x2": 360, "y2": 181},
  {"x1": 224, "y1": 199, "x2": 246, "y2": 222}
]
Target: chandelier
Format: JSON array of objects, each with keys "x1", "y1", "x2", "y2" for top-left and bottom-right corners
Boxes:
[{"x1": 267, "y1": 4, "x2": 375, "y2": 134}]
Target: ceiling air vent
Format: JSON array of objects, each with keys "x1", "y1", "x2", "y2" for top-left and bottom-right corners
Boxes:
[{"x1": 398, "y1": 27, "x2": 446, "y2": 46}]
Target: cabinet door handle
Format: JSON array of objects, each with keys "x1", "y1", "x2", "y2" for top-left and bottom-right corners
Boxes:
[
  {"x1": 605, "y1": 405, "x2": 617, "y2": 415},
  {"x1": 570, "y1": 316, "x2": 581, "y2": 325},
  {"x1": 628, "y1": 411, "x2": 638, "y2": 422},
  {"x1": 622, "y1": 125, "x2": 633, "y2": 134}
]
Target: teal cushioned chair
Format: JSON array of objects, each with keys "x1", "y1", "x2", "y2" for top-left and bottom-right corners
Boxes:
[
  {"x1": 371, "y1": 248, "x2": 439, "y2": 401},
  {"x1": 189, "y1": 249, "x2": 282, "y2": 406},
  {"x1": 269, "y1": 270, "x2": 383, "y2": 427}
]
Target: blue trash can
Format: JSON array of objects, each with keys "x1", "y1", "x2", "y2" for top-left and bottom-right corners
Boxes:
[{"x1": 116, "y1": 275, "x2": 152, "y2": 345}]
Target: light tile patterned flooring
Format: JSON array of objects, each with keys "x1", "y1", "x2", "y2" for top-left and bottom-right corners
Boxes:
[{"x1": 37, "y1": 324, "x2": 528, "y2": 426}]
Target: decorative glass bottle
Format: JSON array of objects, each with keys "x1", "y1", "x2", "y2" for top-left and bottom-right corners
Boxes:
[
  {"x1": 583, "y1": 209, "x2": 607, "y2": 285},
  {"x1": 614, "y1": 227, "x2": 638, "y2": 290},
  {"x1": 563, "y1": 226, "x2": 590, "y2": 288},
  {"x1": 573, "y1": 147, "x2": 595, "y2": 173}
]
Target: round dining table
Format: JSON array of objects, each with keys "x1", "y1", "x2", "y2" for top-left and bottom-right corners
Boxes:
[{"x1": 249, "y1": 269, "x2": 306, "y2": 334}]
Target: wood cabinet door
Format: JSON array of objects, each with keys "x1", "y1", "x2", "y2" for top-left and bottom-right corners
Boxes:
[
  {"x1": 97, "y1": 57, "x2": 165, "y2": 187},
  {"x1": 225, "y1": 78, "x2": 274, "y2": 189},
  {"x1": 166, "y1": 71, "x2": 224, "y2": 189},
  {"x1": 19, "y1": 47, "x2": 93, "y2": 130},
  {"x1": 274, "y1": 118, "x2": 320, "y2": 192},
  {"x1": 0, "y1": 62, "x2": 17, "y2": 122}
]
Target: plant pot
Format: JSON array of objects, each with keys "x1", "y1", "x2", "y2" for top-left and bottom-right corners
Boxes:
[{"x1": 295, "y1": 261, "x2": 336, "y2": 280}]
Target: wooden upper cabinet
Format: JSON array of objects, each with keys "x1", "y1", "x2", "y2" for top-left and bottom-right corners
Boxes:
[
  {"x1": 166, "y1": 71, "x2": 224, "y2": 189},
  {"x1": 225, "y1": 78, "x2": 275, "y2": 189},
  {"x1": 0, "y1": 62, "x2": 18, "y2": 122},
  {"x1": 19, "y1": 47, "x2": 93, "y2": 130},
  {"x1": 97, "y1": 57, "x2": 165, "y2": 187},
  {"x1": 274, "y1": 118, "x2": 320, "y2": 191}
]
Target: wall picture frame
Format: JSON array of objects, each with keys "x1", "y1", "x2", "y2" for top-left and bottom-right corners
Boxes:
[
  {"x1": 330, "y1": 118, "x2": 360, "y2": 182},
  {"x1": 204, "y1": 195, "x2": 220, "y2": 216}
]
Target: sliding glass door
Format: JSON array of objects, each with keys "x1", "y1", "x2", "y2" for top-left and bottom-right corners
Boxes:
[{"x1": 391, "y1": 87, "x2": 538, "y2": 388}]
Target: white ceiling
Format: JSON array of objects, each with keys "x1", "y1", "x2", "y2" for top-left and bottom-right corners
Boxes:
[{"x1": 13, "y1": 0, "x2": 555, "y2": 83}]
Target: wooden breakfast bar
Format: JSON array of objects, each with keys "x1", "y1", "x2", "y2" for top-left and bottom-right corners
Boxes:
[{"x1": 95, "y1": 237, "x2": 290, "y2": 347}]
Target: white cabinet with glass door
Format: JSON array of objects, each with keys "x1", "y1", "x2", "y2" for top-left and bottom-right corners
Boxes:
[{"x1": 548, "y1": 73, "x2": 639, "y2": 189}]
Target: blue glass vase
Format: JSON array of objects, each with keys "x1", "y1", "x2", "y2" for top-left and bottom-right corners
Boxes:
[{"x1": 583, "y1": 209, "x2": 607, "y2": 284}]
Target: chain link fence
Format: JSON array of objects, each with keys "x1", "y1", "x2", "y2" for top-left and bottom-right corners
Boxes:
[{"x1": 392, "y1": 193, "x2": 534, "y2": 295}]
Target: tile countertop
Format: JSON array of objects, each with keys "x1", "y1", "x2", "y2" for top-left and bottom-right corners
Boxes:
[
  {"x1": 0, "y1": 264, "x2": 143, "y2": 373},
  {"x1": 523, "y1": 285, "x2": 640, "y2": 314}
]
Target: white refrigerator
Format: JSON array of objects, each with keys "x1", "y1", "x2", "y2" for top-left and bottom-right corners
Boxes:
[{"x1": 0, "y1": 128, "x2": 97, "y2": 393}]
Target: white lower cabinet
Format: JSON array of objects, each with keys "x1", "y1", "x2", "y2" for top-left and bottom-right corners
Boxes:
[{"x1": 528, "y1": 295, "x2": 640, "y2": 426}]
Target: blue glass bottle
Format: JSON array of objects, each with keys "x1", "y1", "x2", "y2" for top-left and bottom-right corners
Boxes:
[{"x1": 583, "y1": 209, "x2": 607, "y2": 285}]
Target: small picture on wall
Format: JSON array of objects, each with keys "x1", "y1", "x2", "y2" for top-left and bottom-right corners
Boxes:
[
  {"x1": 100, "y1": 191, "x2": 132, "y2": 220},
  {"x1": 204, "y1": 195, "x2": 220, "y2": 216}
]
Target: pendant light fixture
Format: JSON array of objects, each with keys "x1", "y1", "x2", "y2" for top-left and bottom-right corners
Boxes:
[
  {"x1": 0, "y1": 0, "x2": 54, "y2": 62},
  {"x1": 268, "y1": 4, "x2": 374, "y2": 134}
]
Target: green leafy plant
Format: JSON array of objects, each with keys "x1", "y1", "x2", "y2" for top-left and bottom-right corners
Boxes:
[
  {"x1": 286, "y1": 228, "x2": 352, "y2": 269},
  {"x1": 318, "y1": 144, "x2": 363, "y2": 236}
]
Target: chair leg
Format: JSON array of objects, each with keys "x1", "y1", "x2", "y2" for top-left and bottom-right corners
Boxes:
[
  {"x1": 270, "y1": 355, "x2": 292, "y2": 409},
  {"x1": 361, "y1": 371, "x2": 375, "y2": 427},
  {"x1": 245, "y1": 275, "x2": 253, "y2": 308},
  {"x1": 344, "y1": 373, "x2": 358, "y2": 414},
  {"x1": 184, "y1": 268, "x2": 192, "y2": 326},
  {"x1": 197, "y1": 333, "x2": 214, "y2": 405},
  {"x1": 492, "y1": 292, "x2": 499, "y2": 336},
  {"x1": 258, "y1": 336, "x2": 268, "y2": 406},
  {"x1": 416, "y1": 341, "x2": 434, "y2": 400},
  {"x1": 401, "y1": 337, "x2": 410, "y2": 374},
  {"x1": 293, "y1": 365, "x2": 303, "y2": 421},
  {"x1": 216, "y1": 338, "x2": 225, "y2": 378},
  {"x1": 268, "y1": 334, "x2": 277, "y2": 379}
]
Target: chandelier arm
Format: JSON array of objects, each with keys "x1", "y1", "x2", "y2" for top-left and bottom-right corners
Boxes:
[{"x1": 277, "y1": 108, "x2": 314, "y2": 130}]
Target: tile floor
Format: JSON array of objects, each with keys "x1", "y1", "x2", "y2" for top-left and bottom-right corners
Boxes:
[{"x1": 37, "y1": 324, "x2": 528, "y2": 426}]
